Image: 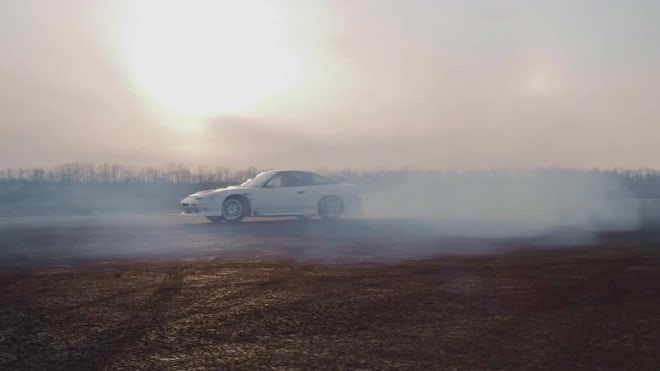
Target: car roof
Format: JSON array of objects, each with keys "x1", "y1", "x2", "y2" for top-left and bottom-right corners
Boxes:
[{"x1": 263, "y1": 170, "x2": 314, "y2": 175}]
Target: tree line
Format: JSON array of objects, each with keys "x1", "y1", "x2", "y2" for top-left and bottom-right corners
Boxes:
[
  {"x1": 0, "y1": 163, "x2": 258, "y2": 185},
  {"x1": 0, "y1": 163, "x2": 659, "y2": 198}
]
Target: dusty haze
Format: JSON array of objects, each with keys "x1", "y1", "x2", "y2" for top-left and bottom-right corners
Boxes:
[{"x1": 1, "y1": 0, "x2": 659, "y2": 169}]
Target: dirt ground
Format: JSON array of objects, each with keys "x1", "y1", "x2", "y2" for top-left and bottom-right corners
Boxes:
[{"x1": 1, "y1": 242, "x2": 659, "y2": 369}]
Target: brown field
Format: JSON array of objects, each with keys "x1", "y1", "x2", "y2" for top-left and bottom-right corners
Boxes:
[{"x1": 1, "y1": 216, "x2": 659, "y2": 369}]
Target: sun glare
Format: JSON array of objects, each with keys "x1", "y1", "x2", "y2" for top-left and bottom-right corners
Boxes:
[{"x1": 122, "y1": 0, "x2": 297, "y2": 117}]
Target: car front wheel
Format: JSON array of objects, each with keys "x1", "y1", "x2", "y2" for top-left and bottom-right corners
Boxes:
[
  {"x1": 222, "y1": 197, "x2": 247, "y2": 223},
  {"x1": 318, "y1": 196, "x2": 343, "y2": 220}
]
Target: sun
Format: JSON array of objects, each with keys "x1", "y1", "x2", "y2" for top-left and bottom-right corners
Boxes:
[{"x1": 121, "y1": 0, "x2": 297, "y2": 117}]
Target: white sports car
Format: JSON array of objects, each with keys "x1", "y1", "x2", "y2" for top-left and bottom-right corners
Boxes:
[{"x1": 180, "y1": 170, "x2": 361, "y2": 223}]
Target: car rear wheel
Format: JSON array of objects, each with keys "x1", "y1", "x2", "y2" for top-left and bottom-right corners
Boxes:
[
  {"x1": 318, "y1": 196, "x2": 343, "y2": 220},
  {"x1": 222, "y1": 196, "x2": 247, "y2": 223}
]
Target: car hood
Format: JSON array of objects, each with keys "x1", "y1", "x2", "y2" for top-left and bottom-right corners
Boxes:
[{"x1": 184, "y1": 186, "x2": 248, "y2": 201}]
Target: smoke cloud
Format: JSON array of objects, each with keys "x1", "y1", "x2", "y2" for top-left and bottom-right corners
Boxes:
[{"x1": 358, "y1": 170, "x2": 640, "y2": 240}]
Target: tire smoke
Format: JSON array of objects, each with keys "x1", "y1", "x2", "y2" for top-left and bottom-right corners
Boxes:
[{"x1": 358, "y1": 170, "x2": 640, "y2": 240}]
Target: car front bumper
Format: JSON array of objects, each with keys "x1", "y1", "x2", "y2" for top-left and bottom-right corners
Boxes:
[{"x1": 180, "y1": 196, "x2": 219, "y2": 216}]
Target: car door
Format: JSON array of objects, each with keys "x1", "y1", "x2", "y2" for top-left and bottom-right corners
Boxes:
[
  {"x1": 291, "y1": 172, "x2": 322, "y2": 214},
  {"x1": 252, "y1": 172, "x2": 304, "y2": 215},
  {"x1": 283, "y1": 172, "x2": 315, "y2": 214}
]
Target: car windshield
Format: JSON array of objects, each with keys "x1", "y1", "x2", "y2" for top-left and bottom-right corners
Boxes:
[{"x1": 240, "y1": 171, "x2": 275, "y2": 187}]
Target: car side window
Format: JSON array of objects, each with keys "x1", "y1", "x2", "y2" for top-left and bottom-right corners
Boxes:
[
  {"x1": 292, "y1": 172, "x2": 314, "y2": 186},
  {"x1": 265, "y1": 173, "x2": 299, "y2": 187},
  {"x1": 264, "y1": 172, "x2": 319, "y2": 187},
  {"x1": 281, "y1": 173, "x2": 301, "y2": 187},
  {"x1": 264, "y1": 175, "x2": 283, "y2": 188}
]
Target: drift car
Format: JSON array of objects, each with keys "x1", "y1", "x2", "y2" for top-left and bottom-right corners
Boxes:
[{"x1": 180, "y1": 170, "x2": 361, "y2": 223}]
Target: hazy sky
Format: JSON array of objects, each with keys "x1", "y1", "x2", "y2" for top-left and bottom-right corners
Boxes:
[{"x1": 1, "y1": 0, "x2": 658, "y2": 170}]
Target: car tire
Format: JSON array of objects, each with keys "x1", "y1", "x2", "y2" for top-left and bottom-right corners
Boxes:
[
  {"x1": 318, "y1": 196, "x2": 343, "y2": 221},
  {"x1": 222, "y1": 196, "x2": 247, "y2": 223}
]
